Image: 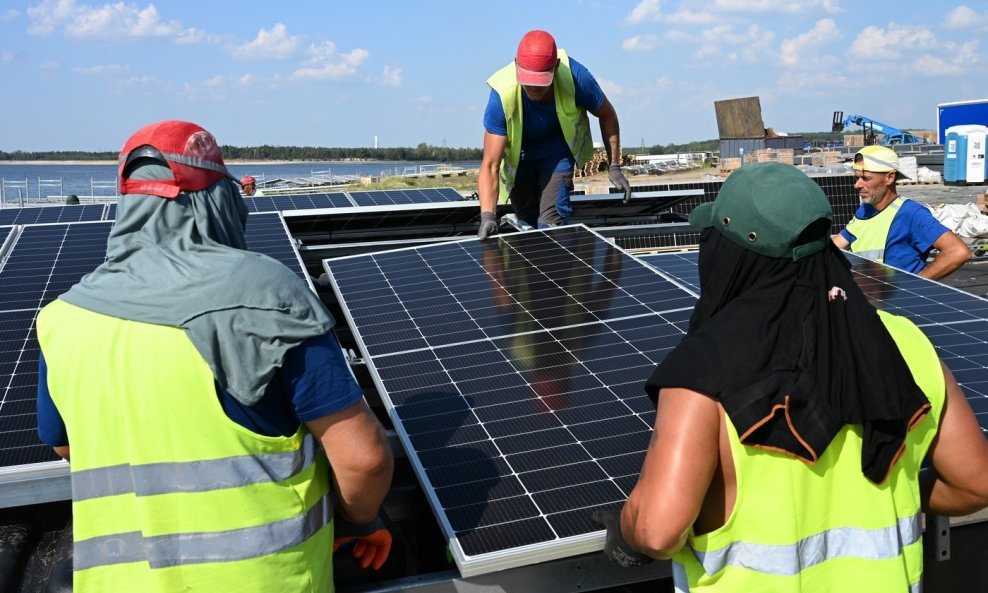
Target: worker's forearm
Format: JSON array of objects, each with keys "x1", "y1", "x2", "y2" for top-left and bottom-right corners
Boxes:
[
  {"x1": 599, "y1": 116, "x2": 621, "y2": 166},
  {"x1": 333, "y1": 451, "x2": 394, "y2": 524},
  {"x1": 478, "y1": 164, "x2": 499, "y2": 213},
  {"x1": 919, "y1": 248, "x2": 971, "y2": 280}
]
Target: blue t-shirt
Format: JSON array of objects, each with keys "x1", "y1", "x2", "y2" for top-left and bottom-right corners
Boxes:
[
  {"x1": 839, "y1": 198, "x2": 949, "y2": 273},
  {"x1": 483, "y1": 57, "x2": 604, "y2": 167},
  {"x1": 37, "y1": 331, "x2": 363, "y2": 446}
]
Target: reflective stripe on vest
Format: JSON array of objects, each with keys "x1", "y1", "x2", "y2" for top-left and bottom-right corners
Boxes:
[
  {"x1": 846, "y1": 195, "x2": 907, "y2": 263},
  {"x1": 486, "y1": 49, "x2": 594, "y2": 204},
  {"x1": 71, "y1": 434, "x2": 317, "y2": 501},
  {"x1": 75, "y1": 494, "x2": 332, "y2": 570},
  {"x1": 690, "y1": 513, "x2": 919, "y2": 577}
]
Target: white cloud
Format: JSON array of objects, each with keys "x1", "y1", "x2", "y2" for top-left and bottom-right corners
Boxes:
[
  {"x1": 663, "y1": 9, "x2": 716, "y2": 25},
  {"x1": 0, "y1": 9, "x2": 20, "y2": 22},
  {"x1": 596, "y1": 77, "x2": 623, "y2": 98},
  {"x1": 622, "y1": 34, "x2": 660, "y2": 51},
  {"x1": 231, "y1": 23, "x2": 299, "y2": 60},
  {"x1": 779, "y1": 19, "x2": 839, "y2": 66},
  {"x1": 380, "y1": 65, "x2": 402, "y2": 87},
  {"x1": 73, "y1": 63, "x2": 128, "y2": 74},
  {"x1": 291, "y1": 41, "x2": 369, "y2": 80},
  {"x1": 944, "y1": 5, "x2": 988, "y2": 30},
  {"x1": 849, "y1": 23, "x2": 936, "y2": 60},
  {"x1": 26, "y1": 0, "x2": 201, "y2": 41},
  {"x1": 626, "y1": 0, "x2": 661, "y2": 24},
  {"x1": 39, "y1": 60, "x2": 59, "y2": 70},
  {"x1": 1, "y1": 51, "x2": 14, "y2": 64},
  {"x1": 714, "y1": 0, "x2": 841, "y2": 14}
]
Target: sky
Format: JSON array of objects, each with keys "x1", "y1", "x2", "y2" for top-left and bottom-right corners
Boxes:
[{"x1": 0, "y1": 0, "x2": 986, "y2": 152}]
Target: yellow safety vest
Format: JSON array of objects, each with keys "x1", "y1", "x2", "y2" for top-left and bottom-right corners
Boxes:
[
  {"x1": 37, "y1": 299, "x2": 334, "y2": 593},
  {"x1": 845, "y1": 196, "x2": 907, "y2": 263},
  {"x1": 673, "y1": 311, "x2": 943, "y2": 593},
  {"x1": 486, "y1": 49, "x2": 595, "y2": 204}
]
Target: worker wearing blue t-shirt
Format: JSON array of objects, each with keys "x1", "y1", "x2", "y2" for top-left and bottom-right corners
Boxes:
[
  {"x1": 833, "y1": 146, "x2": 970, "y2": 280},
  {"x1": 477, "y1": 30, "x2": 632, "y2": 239}
]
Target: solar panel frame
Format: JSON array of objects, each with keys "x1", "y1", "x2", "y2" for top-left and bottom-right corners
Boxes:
[
  {"x1": 324, "y1": 225, "x2": 697, "y2": 576},
  {"x1": 284, "y1": 201, "x2": 484, "y2": 240}
]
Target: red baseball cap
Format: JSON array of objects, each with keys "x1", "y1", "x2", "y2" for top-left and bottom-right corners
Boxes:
[
  {"x1": 118, "y1": 120, "x2": 232, "y2": 199},
  {"x1": 241, "y1": 176, "x2": 256, "y2": 185},
  {"x1": 515, "y1": 30, "x2": 557, "y2": 87}
]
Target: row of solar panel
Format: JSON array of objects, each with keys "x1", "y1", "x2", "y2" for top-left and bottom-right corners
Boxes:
[
  {"x1": 324, "y1": 226, "x2": 988, "y2": 577},
  {"x1": 0, "y1": 213, "x2": 309, "y2": 468},
  {"x1": 242, "y1": 187, "x2": 465, "y2": 212},
  {"x1": 0, "y1": 187, "x2": 466, "y2": 226}
]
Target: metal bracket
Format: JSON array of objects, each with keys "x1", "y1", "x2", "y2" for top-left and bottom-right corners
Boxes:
[{"x1": 927, "y1": 513, "x2": 951, "y2": 562}]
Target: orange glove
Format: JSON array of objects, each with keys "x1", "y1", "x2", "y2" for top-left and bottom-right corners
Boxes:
[{"x1": 333, "y1": 514, "x2": 392, "y2": 570}]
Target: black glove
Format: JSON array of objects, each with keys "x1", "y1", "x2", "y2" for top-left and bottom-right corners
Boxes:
[
  {"x1": 478, "y1": 211, "x2": 498, "y2": 240},
  {"x1": 608, "y1": 164, "x2": 633, "y2": 204},
  {"x1": 591, "y1": 509, "x2": 653, "y2": 568}
]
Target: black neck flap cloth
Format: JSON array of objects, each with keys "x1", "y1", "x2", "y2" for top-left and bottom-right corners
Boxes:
[{"x1": 646, "y1": 228, "x2": 931, "y2": 483}]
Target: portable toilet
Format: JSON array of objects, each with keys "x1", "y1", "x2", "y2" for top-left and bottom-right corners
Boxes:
[
  {"x1": 944, "y1": 128, "x2": 965, "y2": 184},
  {"x1": 945, "y1": 124, "x2": 988, "y2": 184}
]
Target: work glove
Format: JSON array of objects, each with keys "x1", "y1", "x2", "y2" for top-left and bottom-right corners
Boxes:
[
  {"x1": 333, "y1": 514, "x2": 393, "y2": 570},
  {"x1": 478, "y1": 211, "x2": 498, "y2": 240},
  {"x1": 608, "y1": 164, "x2": 633, "y2": 204},
  {"x1": 591, "y1": 509, "x2": 653, "y2": 568}
]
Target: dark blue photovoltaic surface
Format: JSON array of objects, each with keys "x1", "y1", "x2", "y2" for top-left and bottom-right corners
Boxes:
[
  {"x1": 243, "y1": 213, "x2": 308, "y2": 281},
  {"x1": 325, "y1": 226, "x2": 695, "y2": 569},
  {"x1": 639, "y1": 250, "x2": 988, "y2": 432},
  {"x1": 0, "y1": 205, "x2": 105, "y2": 226},
  {"x1": 242, "y1": 193, "x2": 352, "y2": 213},
  {"x1": 0, "y1": 222, "x2": 113, "y2": 468},
  {"x1": 348, "y1": 187, "x2": 463, "y2": 207}
]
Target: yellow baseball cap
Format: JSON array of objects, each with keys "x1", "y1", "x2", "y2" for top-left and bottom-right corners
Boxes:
[{"x1": 853, "y1": 146, "x2": 909, "y2": 181}]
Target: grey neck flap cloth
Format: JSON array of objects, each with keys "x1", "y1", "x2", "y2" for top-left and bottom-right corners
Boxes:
[{"x1": 61, "y1": 163, "x2": 334, "y2": 406}]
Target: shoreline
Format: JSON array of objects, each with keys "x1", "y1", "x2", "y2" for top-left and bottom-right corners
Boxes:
[{"x1": 0, "y1": 159, "x2": 472, "y2": 166}]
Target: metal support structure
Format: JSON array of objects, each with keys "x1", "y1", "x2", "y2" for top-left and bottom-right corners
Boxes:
[
  {"x1": 927, "y1": 513, "x2": 951, "y2": 562},
  {"x1": 38, "y1": 177, "x2": 63, "y2": 202}
]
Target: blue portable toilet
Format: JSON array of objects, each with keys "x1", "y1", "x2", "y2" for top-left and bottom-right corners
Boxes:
[
  {"x1": 944, "y1": 128, "x2": 964, "y2": 184},
  {"x1": 944, "y1": 125, "x2": 988, "y2": 184}
]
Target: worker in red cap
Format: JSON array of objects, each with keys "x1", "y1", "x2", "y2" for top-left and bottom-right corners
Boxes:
[
  {"x1": 477, "y1": 29, "x2": 632, "y2": 239},
  {"x1": 35, "y1": 120, "x2": 394, "y2": 591},
  {"x1": 240, "y1": 175, "x2": 264, "y2": 197}
]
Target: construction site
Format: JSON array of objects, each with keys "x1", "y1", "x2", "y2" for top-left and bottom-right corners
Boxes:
[{"x1": 1, "y1": 96, "x2": 988, "y2": 592}]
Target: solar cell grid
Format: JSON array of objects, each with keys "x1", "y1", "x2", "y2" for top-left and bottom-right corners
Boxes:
[
  {"x1": 348, "y1": 187, "x2": 463, "y2": 207},
  {"x1": 0, "y1": 205, "x2": 105, "y2": 226},
  {"x1": 325, "y1": 226, "x2": 697, "y2": 575},
  {"x1": 243, "y1": 212, "x2": 310, "y2": 283}
]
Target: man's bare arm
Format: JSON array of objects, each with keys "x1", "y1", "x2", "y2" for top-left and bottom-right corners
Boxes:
[{"x1": 919, "y1": 230, "x2": 971, "y2": 280}]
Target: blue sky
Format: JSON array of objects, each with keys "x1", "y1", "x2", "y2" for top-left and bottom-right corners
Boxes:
[{"x1": 1, "y1": 0, "x2": 985, "y2": 152}]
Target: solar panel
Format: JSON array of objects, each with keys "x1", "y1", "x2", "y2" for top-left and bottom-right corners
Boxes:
[
  {"x1": 0, "y1": 222, "x2": 113, "y2": 469},
  {"x1": 0, "y1": 205, "x2": 105, "y2": 226},
  {"x1": 284, "y1": 201, "x2": 483, "y2": 241},
  {"x1": 349, "y1": 187, "x2": 463, "y2": 207},
  {"x1": 243, "y1": 212, "x2": 312, "y2": 286},
  {"x1": 324, "y1": 225, "x2": 696, "y2": 576},
  {"x1": 243, "y1": 192, "x2": 352, "y2": 213},
  {"x1": 105, "y1": 203, "x2": 116, "y2": 221},
  {"x1": 640, "y1": 250, "x2": 988, "y2": 432}
]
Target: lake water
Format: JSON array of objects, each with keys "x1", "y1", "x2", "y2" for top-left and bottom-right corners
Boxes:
[{"x1": 0, "y1": 161, "x2": 480, "y2": 202}]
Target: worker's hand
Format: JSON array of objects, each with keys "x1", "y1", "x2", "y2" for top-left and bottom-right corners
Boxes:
[
  {"x1": 478, "y1": 211, "x2": 498, "y2": 240},
  {"x1": 608, "y1": 164, "x2": 633, "y2": 204},
  {"x1": 591, "y1": 509, "x2": 653, "y2": 568},
  {"x1": 333, "y1": 514, "x2": 393, "y2": 570}
]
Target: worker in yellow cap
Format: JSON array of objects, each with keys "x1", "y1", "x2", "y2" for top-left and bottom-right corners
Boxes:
[{"x1": 832, "y1": 145, "x2": 970, "y2": 280}]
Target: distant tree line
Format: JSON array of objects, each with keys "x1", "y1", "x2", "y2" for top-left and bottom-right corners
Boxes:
[
  {"x1": 0, "y1": 133, "x2": 847, "y2": 163},
  {"x1": 0, "y1": 143, "x2": 484, "y2": 162}
]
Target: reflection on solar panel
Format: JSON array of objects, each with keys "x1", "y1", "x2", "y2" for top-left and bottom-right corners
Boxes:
[
  {"x1": 242, "y1": 193, "x2": 352, "y2": 213},
  {"x1": 0, "y1": 222, "x2": 112, "y2": 468},
  {"x1": 640, "y1": 250, "x2": 988, "y2": 432},
  {"x1": 324, "y1": 226, "x2": 696, "y2": 576},
  {"x1": 243, "y1": 212, "x2": 310, "y2": 284},
  {"x1": 349, "y1": 187, "x2": 463, "y2": 207},
  {"x1": 0, "y1": 205, "x2": 105, "y2": 226}
]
